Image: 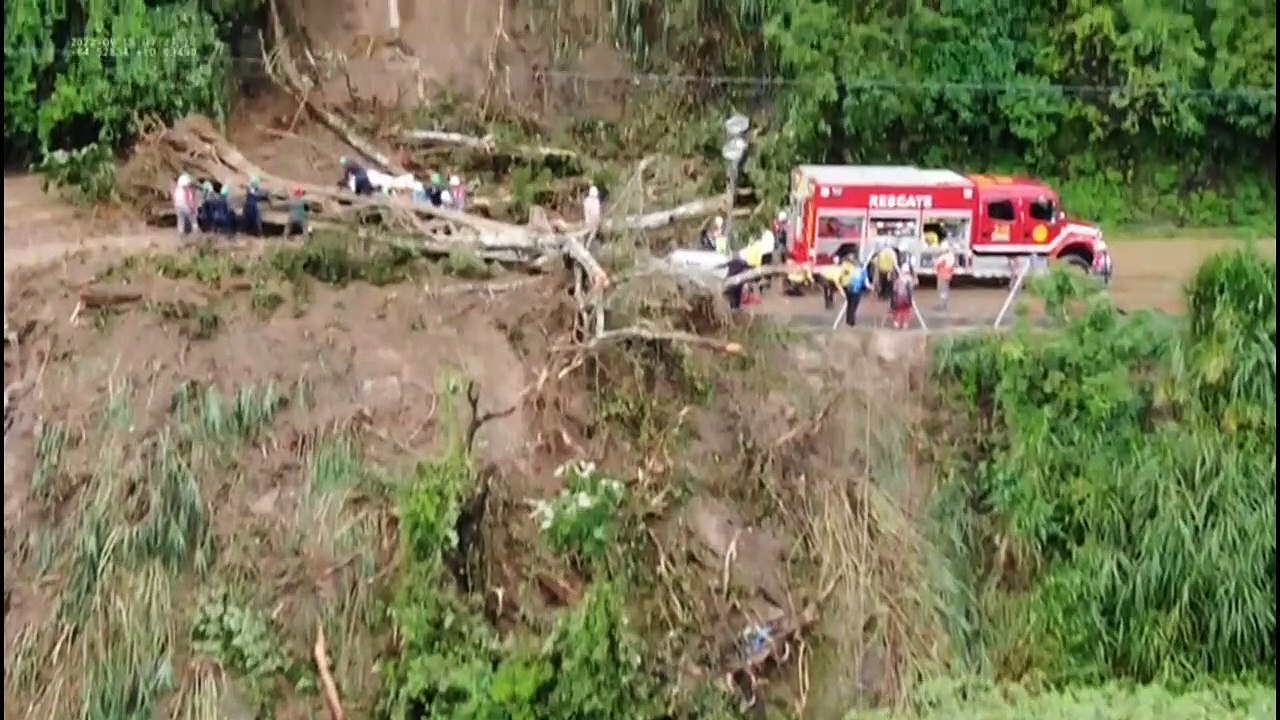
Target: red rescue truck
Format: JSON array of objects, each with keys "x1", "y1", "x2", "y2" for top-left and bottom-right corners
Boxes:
[{"x1": 786, "y1": 165, "x2": 1106, "y2": 279}]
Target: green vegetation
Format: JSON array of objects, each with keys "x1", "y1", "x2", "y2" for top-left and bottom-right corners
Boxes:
[
  {"x1": 931, "y1": 249, "x2": 1276, "y2": 686},
  {"x1": 4, "y1": 0, "x2": 242, "y2": 161},
  {"x1": 602, "y1": 0, "x2": 1277, "y2": 230},
  {"x1": 7, "y1": 0, "x2": 1275, "y2": 230}
]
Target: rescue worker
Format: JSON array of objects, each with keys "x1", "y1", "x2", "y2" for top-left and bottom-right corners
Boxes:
[
  {"x1": 933, "y1": 242, "x2": 957, "y2": 311},
  {"x1": 448, "y1": 175, "x2": 468, "y2": 211},
  {"x1": 198, "y1": 181, "x2": 217, "y2": 232},
  {"x1": 710, "y1": 216, "x2": 729, "y2": 255},
  {"x1": 842, "y1": 255, "x2": 869, "y2": 327},
  {"x1": 771, "y1": 210, "x2": 789, "y2": 263},
  {"x1": 339, "y1": 157, "x2": 374, "y2": 196},
  {"x1": 724, "y1": 250, "x2": 752, "y2": 310},
  {"x1": 427, "y1": 172, "x2": 446, "y2": 206},
  {"x1": 755, "y1": 225, "x2": 778, "y2": 291},
  {"x1": 583, "y1": 185, "x2": 602, "y2": 227},
  {"x1": 285, "y1": 187, "x2": 309, "y2": 238},
  {"x1": 173, "y1": 173, "x2": 198, "y2": 238},
  {"x1": 241, "y1": 175, "x2": 268, "y2": 236},
  {"x1": 207, "y1": 185, "x2": 235, "y2": 236},
  {"x1": 1092, "y1": 241, "x2": 1113, "y2": 285},
  {"x1": 889, "y1": 272, "x2": 915, "y2": 330},
  {"x1": 873, "y1": 241, "x2": 899, "y2": 302},
  {"x1": 412, "y1": 180, "x2": 429, "y2": 204}
]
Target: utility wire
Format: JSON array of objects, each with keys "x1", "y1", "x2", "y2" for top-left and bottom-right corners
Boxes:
[
  {"x1": 538, "y1": 70, "x2": 1279, "y2": 100},
  {"x1": 223, "y1": 56, "x2": 1277, "y2": 101}
]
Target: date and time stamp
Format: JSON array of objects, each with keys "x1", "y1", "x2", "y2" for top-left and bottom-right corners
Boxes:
[{"x1": 68, "y1": 36, "x2": 199, "y2": 59}]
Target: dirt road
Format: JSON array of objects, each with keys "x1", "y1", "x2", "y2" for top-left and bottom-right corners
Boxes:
[
  {"x1": 751, "y1": 236, "x2": 1275, "y2": 329},
  {"x1": 3, "y1": 174, "x2": 174, "y2": 279}
]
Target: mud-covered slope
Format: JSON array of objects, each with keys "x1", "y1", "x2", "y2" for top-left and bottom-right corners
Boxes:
[{"x1": 3, "y1": 237, "x2": 950, "y2": 718}]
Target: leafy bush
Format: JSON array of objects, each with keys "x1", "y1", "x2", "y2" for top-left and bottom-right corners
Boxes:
[
  {"x1": 531, "y1": 461, "x2": 628, "y2": 568},
  {"x1": 381, "y1": 386, "x2": 662, "y2": 720},
  {"x1": 33, "y1": 142, "x2": 117, "y2": 204},
  {"x1": 933, "y1": 247, "x2": 1277, "y2": 683},
  {"x1": 5, "y1": 0, "x2": 236, "y2": 160}
]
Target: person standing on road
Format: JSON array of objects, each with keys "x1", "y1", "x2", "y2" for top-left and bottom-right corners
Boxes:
[
  {"x1": 842, "y1": 256, "x2": 868, "y2": 327},
  {"x1": 771, "y1": 210, "x2": 789, "y2": 262},
  {"x1": 889, "y1": 272, "x2": 915, "y2": 330},
  {"x1": 933, "y1": 242, "x2": 956, "y2": 311},
  {"x1": 873, "y1": 241, "x2": 898, "y2": 302},
  {"x1": 173, "y1": 174, "x2": 198, "y2": 238}
]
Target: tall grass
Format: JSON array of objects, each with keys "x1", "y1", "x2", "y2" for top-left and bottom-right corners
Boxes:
[
  {"x1": 7, "y1": 380, "x2": 293, "y2": 719},
  {"x1": 932, "y1": 250, "x2": 1277, "y2": 683}
]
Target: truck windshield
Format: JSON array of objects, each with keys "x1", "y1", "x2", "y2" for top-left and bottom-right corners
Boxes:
[{"x1": 1029, "y1": 197, "x2": 1057, "y2": 223}]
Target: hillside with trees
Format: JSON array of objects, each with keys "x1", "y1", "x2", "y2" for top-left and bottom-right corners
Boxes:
[{"x1": 5, "y1": 0, "x2": 1276, "y2": 229}]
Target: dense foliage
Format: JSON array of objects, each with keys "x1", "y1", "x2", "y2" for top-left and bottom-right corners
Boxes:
[
  {"x1": 610, "y1": 0, "x2": 1277, "y2": 228},
  {"x1": 933, "y1": 250, "x2": 1277, "y2": 683},
  {"x1": 3, "y1": 0, "x2": 244, "y2": 163}
]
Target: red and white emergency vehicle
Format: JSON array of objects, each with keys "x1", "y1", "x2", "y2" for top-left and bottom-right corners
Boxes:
[{"x1": 786, "y1": 165, "x2": 1106, "y2": 279}]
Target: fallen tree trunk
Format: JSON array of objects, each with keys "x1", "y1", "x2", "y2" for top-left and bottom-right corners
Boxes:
[
  {"x1": 398, "y1": 129, "x2": 579, "y2": 164},
  {"x1": 604, "y1": 196, "x2": 730, "y2": 233},
  {"x1": 264, "y1": 0, "x2": 408, "y2": 178}
]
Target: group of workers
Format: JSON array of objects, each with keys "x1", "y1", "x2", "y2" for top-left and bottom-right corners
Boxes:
[
  {"x1": 337, "y1": 157, "x2": 469, "y2": 211},
  {"x1": 171, "y1": 157, "x2": 472, "y2": 239},
  {"x1": 712, "y1": 207, "x2": 971, "y2": 330},
  {"x1": 172, "y1": 173, "x2": 309, "y2": 239},
  {"x1": 816, "y1": 239, "x2": 951, "y2": 329}
]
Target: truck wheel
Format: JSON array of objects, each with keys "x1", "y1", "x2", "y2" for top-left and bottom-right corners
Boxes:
[{"x1": 1056, "y1": 253, "x2": 1091, "y2": 273}]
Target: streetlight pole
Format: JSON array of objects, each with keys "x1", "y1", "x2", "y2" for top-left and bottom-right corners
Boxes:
[{"x1": 721, "y1": 114, "x2": 750, "y2": 252}]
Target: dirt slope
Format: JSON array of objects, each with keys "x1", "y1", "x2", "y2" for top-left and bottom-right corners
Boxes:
[{"x1": 280, "y1": 0, "x2": 629, "y2": 111}]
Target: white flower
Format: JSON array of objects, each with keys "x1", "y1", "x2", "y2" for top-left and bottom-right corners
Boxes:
[
  {"x1": 574, "y1": 460, "x2": 597, "y2": 478},
  {"x1": 528, "y1": 499, "x2": 555, "y2": 530},
  {"x1": 575, "y1": 491, "x2": 594, "y2": 509}
]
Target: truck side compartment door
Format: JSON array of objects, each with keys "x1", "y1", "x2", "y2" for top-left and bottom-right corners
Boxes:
[{"x1": 977, "y1": 193, "x2": 1021, "y2": 250}]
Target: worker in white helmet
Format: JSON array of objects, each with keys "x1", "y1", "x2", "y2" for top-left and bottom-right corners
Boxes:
[
  {"x1": 447, "y1": 174, "x2": 468, "y2": 211},
  {"x1": 583, "y1": 185, "x2": 602, "y2": 227},
  {"x1": 711, "y1": 215, "x2": 728, "y2": 255},
  {"x1": 172, "y1": 173, "x2": 198, "y2": 237}
]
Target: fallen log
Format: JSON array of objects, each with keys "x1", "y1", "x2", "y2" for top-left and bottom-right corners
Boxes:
[
  {"x1": 604, "y1": 196, "x2": 731, "y2": 233},
  {"x1": 264, "y1": 0, "x2": 408, "y2": 178},
  {"x1": 398, "y1": 129, "x2": 579, "y2": 164},
  {"x1": 79, "y1": 285, "x2": 144, "y2": 309}
]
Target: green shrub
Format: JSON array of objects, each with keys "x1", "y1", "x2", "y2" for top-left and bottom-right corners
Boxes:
[{"x1": 933, "y1": 247, "x2": 1277, "y2": 683}]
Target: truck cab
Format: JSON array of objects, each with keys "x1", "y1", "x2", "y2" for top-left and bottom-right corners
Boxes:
[{"x1": 970, "y1": 174, "x2": 1100, "y2": 270}]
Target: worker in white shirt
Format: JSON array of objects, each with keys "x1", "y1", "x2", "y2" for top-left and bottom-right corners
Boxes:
[
  {"x1": 711, "y1": 216, "x2": 729, "y2": 255},
  {"x1": 583, "y1": 185, "x2": 602, "y2": 227}
]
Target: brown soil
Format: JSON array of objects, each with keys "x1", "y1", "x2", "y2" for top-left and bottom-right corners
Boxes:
[
  {"x1": 0, "y1": 201, "x2": 945, "y2": 714},
  {"x1": 279, "y1": 0, "x2": 631, "y2": 115}
]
